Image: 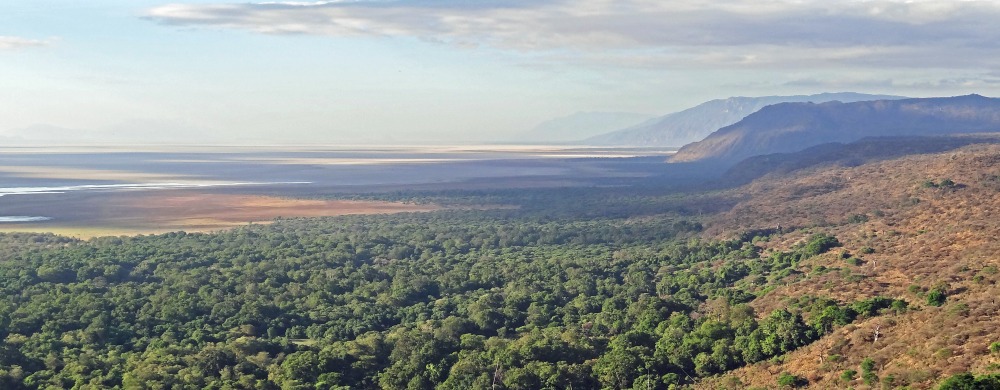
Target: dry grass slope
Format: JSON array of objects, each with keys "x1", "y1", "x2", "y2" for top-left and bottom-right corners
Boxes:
[{"x1": 698, "y1": 144, "x2": 1000, "y2": 389}]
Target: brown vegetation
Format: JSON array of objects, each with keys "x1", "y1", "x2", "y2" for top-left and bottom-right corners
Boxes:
[{"x1": 697, "y1": 144, "x2": 1000, "y2": 389}]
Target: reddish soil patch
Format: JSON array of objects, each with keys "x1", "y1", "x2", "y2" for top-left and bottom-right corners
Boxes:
[
  {"x1": 129, "y1": 192, "x2": 436, "y2": 225},
  {"x1": 0, "y1": 190, "x2": 438, "y2": 237}
]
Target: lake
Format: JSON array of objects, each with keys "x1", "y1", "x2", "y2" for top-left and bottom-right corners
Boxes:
[{"x1": 0, "y1": 145, "x2": 676, "y2": 237}]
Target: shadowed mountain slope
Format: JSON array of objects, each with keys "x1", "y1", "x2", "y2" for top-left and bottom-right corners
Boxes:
[
  {"x1": 671, "y1": 94, "x2": 1000, "y2": 166},
  {"x1": 584, "y1": 93, "x2": 903, "y2": 147},
  {"x1": 721, "y1": 134, "x2": 1000, "y2": 186}
]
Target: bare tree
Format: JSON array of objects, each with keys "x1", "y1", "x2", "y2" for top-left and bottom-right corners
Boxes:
[{"x1": 492, "y1": 361, "x2": 502, "y2": 390}]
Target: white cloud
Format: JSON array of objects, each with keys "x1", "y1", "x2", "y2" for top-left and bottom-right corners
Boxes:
[
  {"x1": 0, "y1": 36, "x2": 49, "y2": 50},
  {"x1": 144, "y1": 0, "x2": 1000, "y2": 70}
]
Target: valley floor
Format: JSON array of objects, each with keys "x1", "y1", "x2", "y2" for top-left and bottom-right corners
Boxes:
[{"x1": 1, "y1": 143, "x2": 998, "y2": 389}]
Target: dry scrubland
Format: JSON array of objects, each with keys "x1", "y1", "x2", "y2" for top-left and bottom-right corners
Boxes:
[{"x1": 697, "y1": 144, "x2": 1000, "y2": 389}]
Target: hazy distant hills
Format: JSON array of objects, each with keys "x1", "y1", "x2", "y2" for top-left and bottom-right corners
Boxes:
[
  {"x1": 583, "y1": 92, "x2": 905, "y2": 147},
  {"x1": 670, "y1": 94, "x2": 1000, "y2": 165},
  {"x1": 516, "y1": 112, "x2": 654, "y2": 144},
  {"x1": 1, "y1": 121, "x2": 226, "y2": 146}
]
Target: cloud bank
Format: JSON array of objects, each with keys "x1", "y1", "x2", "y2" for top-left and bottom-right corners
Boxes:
[
  {"x1": 0, "y1": 36, "x2": 49, "y2": 50},
  {"x1": 146, "y1": 0, "x2": 1000, "y2": 70}
]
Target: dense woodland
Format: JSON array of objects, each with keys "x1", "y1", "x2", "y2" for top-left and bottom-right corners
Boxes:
[{"x1": 0, "y1": 184, "x2": 974, "y2": 389}]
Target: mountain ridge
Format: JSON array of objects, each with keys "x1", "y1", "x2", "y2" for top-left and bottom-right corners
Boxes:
[
  {"x1": 670, "y1": 94, "x2": 1000, "y2": 165},
  {"x1": 583, "y1": 92, "x2": 905, "y2": 147}
]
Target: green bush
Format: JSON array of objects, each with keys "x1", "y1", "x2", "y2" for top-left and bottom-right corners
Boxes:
[
  {"x1": 861, "y1": 358, "x2": 879, "y2": 385},
  {"x1": 990, "y1": 342, "x2": 1000, "y2": 354},
  {"x1": 890, "y1": 299, "x2": 909, "y2": 314},
  {"x1": 937, "y1": 372, "x2": 1000, "y2": 389},
  {"x1": 926, "y1": 288, "x2": 947, "y2": 307},
  {"x1": 841, "y1": 369, "x2": 857, "y2": 382},
  {"x1": 801, "y1": 234, "x2": 841, "y2": 257},
  {"x1": 861, "y1": 357, "x2": 876, "y2": 373},
  {"x1": 777, "y1": 372, "x2": 807, "y2": 388}
]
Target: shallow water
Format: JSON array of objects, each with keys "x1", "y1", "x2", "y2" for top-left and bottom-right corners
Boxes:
[
  {"x1": 0, "y1": 182, "x2": 311, "y2": 197},
  {"x1": 0, "y1": 216, "x2": 52, "y2": 222}
]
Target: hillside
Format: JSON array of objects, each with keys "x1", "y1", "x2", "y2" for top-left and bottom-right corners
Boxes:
[
  {"x1": 2, "y1": 138, "x2": 1000, "y2": 389},
  {"x1": 696, "y1": 142, "x2": 1000, "y2": 389},
  {"x1": 671, "y1": 94, "x2": 1000, "y2": 166},
  {"x1": 584, "y1": 93, "x2": 903, "y2": 147},
  {"x1": 721, "y1": 134, "x2": 1000, "y2": 186}
]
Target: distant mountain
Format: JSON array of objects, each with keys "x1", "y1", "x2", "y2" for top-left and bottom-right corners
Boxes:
[
  {"x1": 516, "y1": 112, "x2": 654, "y2": 144},
  {"x1": 584, "y1": 92, "x2": 905, "y2": 146},
  {"x1": 1, "y1": 120, "x2": 223, "y2": 146},
  {"x1": 670, "y1": 94, "x2": 1000, "y2": 166},
  {"x1": 0, "y1": 124, "x2": 97, "y2": 144}
]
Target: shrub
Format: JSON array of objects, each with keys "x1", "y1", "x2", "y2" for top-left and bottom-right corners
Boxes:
[
  {"x1": 861, "y1": 358, "x2": 879, "y2": 385},
  {"x1": 926, "y1": 288, "x2": 947, "y2": 307},
  {"x1": 938, "y1": 373, "x2": 976, "y2": 389},
  {"x1": 881, "y1": 374, "x2": 896, "y2": 388},
  {"x1": 948, "y1": 303, "x2": 970, "y2": 317},
  {"x1": 937, "y1": 372, "x2": 1000, "y2": 389},
  {"x1": 801, "y1": 234, "x2": 841, "y2": 257},
  {"x1": 777, "y1": 372, "x2": 807, "y2": 388},
  {"x1": 990, "y1": 342, "x2": 1000, "y2": 354},
  {"x1": 863, "y1": 371, "x2": 879, "y2": 386},
  {"x1": 859, "y1": 246, "x2": 875, "y2": 254},
  {"x1": 841, "y1": 369, "x2": 857, "y2": 382},
  {"x1": 861, "y1": 357, "x2": 877, "y2": 373},
  {"x1": 847, "y1": 214, "x2": 870, "y2": 224},
  {"x1": 851, "y1": 297, "x2": 896, "y2": 318},
  {"x1": 890, "y1": 300, "x2": 909, "y2": 314}
]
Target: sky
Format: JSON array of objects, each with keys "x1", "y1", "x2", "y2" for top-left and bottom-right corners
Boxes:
[{"x1": 2, "y1": 0, "x2": 1000, "y2": 145}]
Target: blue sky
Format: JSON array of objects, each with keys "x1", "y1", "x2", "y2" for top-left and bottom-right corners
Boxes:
[{"x1": 3, "y1": 0, "x2": 1000, "y2": 144}]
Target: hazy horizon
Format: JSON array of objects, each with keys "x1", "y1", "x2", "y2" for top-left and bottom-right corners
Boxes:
[{"x1": 4, "y1": 1, "x2": 1000, "y2": 145}]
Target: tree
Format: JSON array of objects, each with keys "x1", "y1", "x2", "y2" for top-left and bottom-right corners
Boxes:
[
  {"x1": 757, "y1": 310, "x2": 813, "y2": 356},
  {"x1": 927, "y1": 288, "x2": 947, "y2": 307}
]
